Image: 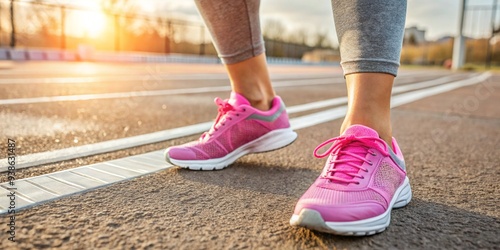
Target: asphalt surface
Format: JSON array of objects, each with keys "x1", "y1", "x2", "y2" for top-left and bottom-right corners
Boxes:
[{"x1": 0, "y1": 61, "x2": 498, "y2": 249}]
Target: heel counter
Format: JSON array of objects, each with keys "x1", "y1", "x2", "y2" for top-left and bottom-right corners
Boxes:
[
  {"x1": 277, "y1": 97, "x2": 292, "y2": 129},
  {"x1": 390, "y1": 137, "x2": 406, "y2": 171}
]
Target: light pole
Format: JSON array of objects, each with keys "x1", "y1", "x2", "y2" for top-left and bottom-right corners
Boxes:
[
  {"x1": 486, "y1": 0, "x2": 498, "y2": 69},
  {"x1": 452, "y1": 0, "x2": 466, "y2": 70}
]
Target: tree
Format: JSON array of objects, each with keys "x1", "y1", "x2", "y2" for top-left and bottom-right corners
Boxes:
[
  {"x1": 407, "y1": 33, "x2": 417, "y2": 46},
  {"x1": 287, "y1": 28, "x2": 308, "y2": 45},
  {"x1": 263, "y1": 19, "x2": 286, "y2": 41},
  {"x1": 313, "y1": 29, "x2": 330, "y2": 48}
]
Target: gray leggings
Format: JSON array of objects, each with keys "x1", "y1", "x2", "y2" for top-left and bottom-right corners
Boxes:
[{"x1": 195, "y1": 0, "x2": 407, "y2": 76}]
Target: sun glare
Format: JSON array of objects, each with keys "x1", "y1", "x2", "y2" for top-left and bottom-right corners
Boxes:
[
  {"x1": 67, "y1": 11, "x2": 107, "y2": 38},
  {"x1": 82, "y1": 12, "x2": 107, "y2": 38},
  {"x1": 137, "y1": 1, "x2": 156, "y2": 13}
]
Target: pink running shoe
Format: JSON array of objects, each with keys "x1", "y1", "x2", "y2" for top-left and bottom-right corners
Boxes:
[
  {"x1": 164, "y1": 92, "x2": 297, "y2": 170},
  {"x1": 290, "y1": 125, "x2": 411, "y2": 236}
]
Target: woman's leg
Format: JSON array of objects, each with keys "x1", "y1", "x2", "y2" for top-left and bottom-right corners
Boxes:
[
  {"x1": 332, "y1": 0, "x2": 406, "y2": 146},
  {"x1": 343, "y1": 73, "x2": 394, "y2": 147},
  {"x1": 225, "y1": 54, "x2": 275, "y2": 111},
  {"x1": 164, "y1": 0, "x2": 296, "y2": 170},
  {"x1": 291, "y1": 0, "x2": 410, "y2": 236},
  {"x1": 195, "y1": 0, "x2": 274, "y2": 111}
]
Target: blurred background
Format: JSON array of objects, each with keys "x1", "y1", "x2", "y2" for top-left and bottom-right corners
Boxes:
[{"x1": 0, "y1": 0, "x2": 498, "y2": 68}]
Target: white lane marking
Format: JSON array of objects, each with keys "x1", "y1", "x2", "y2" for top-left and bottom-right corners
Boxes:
[
  {"x1": 0, "y1": 73, "x2": 482, "y2": 172},
  {"x1": 391, "y1": 72, "x2": 491, "y2": 107},
  {"x1": 0, "y1": 72, "x2": 490, "y2": 214},
  {"x1": 287, "y1": 97, "x2": 348, "y2": 114},
  {"x1": 0, "y1": 151, "x2": 168, "y2": 213},
  {"x1": 0, "y1": 74, "x2": 230, "y2": 84},
  {"x1": 0, "y1": 72, "x2": 450, "y2": 106},
  {"x1": 0, "y1": 69, "x2": 440, "y2": 81},
  {"x1": 291, "y1": 72, "x2": 491, "y2": 129},
  {"x1": 0, "y1": 73, "x2": 343, "y2": 85},
  {"x1": 285, "y1": 74, "x2": 465, "y2": 114},
  {"x1": 0, "y1": 121, "x2": 213, "y2": 171},
  {"x1": 0, "y1": 77, "x2": 345, "y2": 105}
]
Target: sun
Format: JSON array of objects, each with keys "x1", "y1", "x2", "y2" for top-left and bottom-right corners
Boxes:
[
  {"x1": 81, "y1": 12, "x2": 107, "y2": 38},
  {"x1": 66, "y1": 10, "x2": 107, "y2": 38}
]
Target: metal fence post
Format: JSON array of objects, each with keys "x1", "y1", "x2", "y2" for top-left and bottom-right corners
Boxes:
[
  {"x1": 199, "y1": 26, "x2": 205, "y2": 55},
  {"x1": 9, "y1": 0, "x2": 15, "y2": 48},
  {"x1": 114, "y1": 14, "x2": 120, "y2": 51},
  {"x1": 61, "y1": 5, "x2": 66, "y2": 50},
  {"x1": 165, "y1": 20, "x2": 171, "y2": 54},
  {"x1": 0, "y1": 2, "x2": 2, "y2": 46}
]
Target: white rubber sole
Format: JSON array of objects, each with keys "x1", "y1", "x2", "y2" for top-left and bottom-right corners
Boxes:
[
  {"x1": 164, "y1": 127, "x2": 297, "y2": 170},
  {"x1": 290, "y1": 177, "x2": 412, "y2": 236}
]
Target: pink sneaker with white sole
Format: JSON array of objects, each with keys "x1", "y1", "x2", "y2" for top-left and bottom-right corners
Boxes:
[
  {"x1": 164, "y1": 92, "x2": 297, "y2": 170},
  {"x1": 290, "y1": 125, "x2": 411, "y2": 236}
]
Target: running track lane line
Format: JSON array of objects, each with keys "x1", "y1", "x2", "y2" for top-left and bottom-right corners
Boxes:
[
  {"x1": 0, "y1": 73, "x2": 475, "y2": 171},
  {"x1": 0, "y1": 73, "x2": 343, "y2": 85},
  {"x1": 0, "y1": 77, "x2": 344, "y2": 105},
  {"x1": 0, "y1": 72, "x2": 452, "y2": 105},
  {"x1": 0, "y1": 72, "x2": 491, "y2": 214},
  {"x1": 0, "y1": 70, "x2": 435, "y2": 85}
]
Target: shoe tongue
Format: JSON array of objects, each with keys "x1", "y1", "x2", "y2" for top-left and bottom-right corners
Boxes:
[
  {"x1": 228, "y1": 92, "x2": 251, "y2": 107},
  {"x1": 329, "y1": 125, "x2": 379, "y2": 184},
  {"x1": 342, "y1": 124, "x2": 379, "y2": 138}
]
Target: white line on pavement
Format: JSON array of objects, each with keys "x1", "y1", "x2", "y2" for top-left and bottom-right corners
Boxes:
[
  {"x1": 0, "y1": 73, "x2": 452, "y2": 106},
  {"x1": 0, "y1": 73, "x2": 481, "y2": 172},
  {"x1": 0, "y1": 73, "x2": 342, "y2": 85},
  {"x1": 291, "y1": 72, "x2": 490, "y2": 129},
  {"x1": 0, "y1": 77, "x2": 344, "y2": 105},
  {"x1": 0, "y1": 72, "x2": 490, "y2": 214},
  {"x1": 286, "y1": 74, "x2": 464, "y2": 114}
]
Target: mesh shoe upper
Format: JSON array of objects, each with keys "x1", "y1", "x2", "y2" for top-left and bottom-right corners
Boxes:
[
  {"x1": 166, "y1": 92, "x2": 291, "y2": 161},
  {"x1": 293, "y1": 125, "x2": 407, "y2": 222}
]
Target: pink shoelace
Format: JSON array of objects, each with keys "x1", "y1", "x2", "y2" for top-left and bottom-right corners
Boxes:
[
  {"x1": 200, "y1": 97, "x2": 244, "y2": 140},
  {"x1": 313, "y1": 134, "x2": 389, "y2": 184}
]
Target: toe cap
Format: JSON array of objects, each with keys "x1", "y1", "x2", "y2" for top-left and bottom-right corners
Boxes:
[
  {"x1": 294, "y1": 200, "x2": 386, "y2": 222},
  {"x1": 164, "y1": 146, "x2": 197, "y2": 161}
]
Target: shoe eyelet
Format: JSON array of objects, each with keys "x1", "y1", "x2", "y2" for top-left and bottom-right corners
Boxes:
[
  {"x1": 368, "y1": 160, "x2": 373, "y2": 165},
  {"x1": 243, "y1": 109, "x2": 246, "y2": 112},
  {"x1": 355, "y1": 182, "x2": 360, "y2": 185},
  {"x1": 368, "y1": 150, "x2": 377, "y2": 156}
]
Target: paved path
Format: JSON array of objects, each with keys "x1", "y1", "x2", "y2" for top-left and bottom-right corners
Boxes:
[{"x1": 0, "y1": 62, "x2": 498, "y2": 249}]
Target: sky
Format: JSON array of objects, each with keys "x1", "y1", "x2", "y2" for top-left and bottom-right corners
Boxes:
[
  {"x1": 157, "y1": 0, "x2": 497, "y2": 45},
  {"x1": 49, "y1": 0, "x2": 498, "y2": 44}
]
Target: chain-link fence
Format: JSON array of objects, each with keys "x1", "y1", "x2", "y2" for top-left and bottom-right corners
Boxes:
[
  {"x1": 464, "y1": 3, "x2": 500, "y2": 67},
  {"x1": 0, "y1": 0, "x2": 319, "y2": 59},
  {"x1": 0, "y1": 0, "x2": 216, "y2": 55},
  {"x1": 401, "y1": 2, "x2": 500, "y2": 68}
]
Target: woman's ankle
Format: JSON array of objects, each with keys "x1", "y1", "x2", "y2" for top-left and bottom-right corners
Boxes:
[
  {"x1": 341, "y1": 117, "x2": 393, "y2": 150},
  {"x1": 224, "y1": 55, "x2": 275, "y2": 111},
  {"x1": 240, "y1": 90, "x2": 274, "y2": 111}
]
